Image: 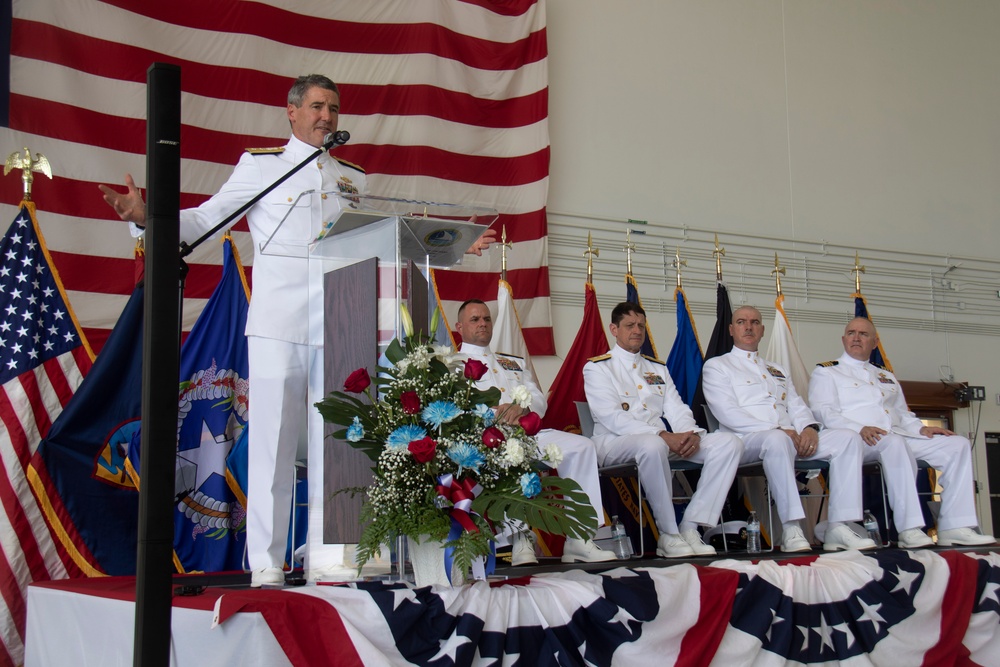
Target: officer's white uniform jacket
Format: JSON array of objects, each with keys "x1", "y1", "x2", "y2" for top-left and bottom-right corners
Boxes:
[
  {"x1": 702, "y1": 348, "x2": 816, "y2": 436},
  {"x1": 459, "y1": 343, "x2": 546, "y2": 415},
  {"x1": 584, "y1": 344, "x2": 704, "y2": 443},
  {"x1": 150, "y1": 135, "x2": 366, "y2": 345},
  {"x1": 808, "y1": 352, "x2": 923, "y2": 435}
]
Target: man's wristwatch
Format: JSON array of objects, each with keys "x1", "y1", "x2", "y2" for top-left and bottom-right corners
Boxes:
[{"x1": 805, "y1": 424, "x2": 821, "y2": 432}]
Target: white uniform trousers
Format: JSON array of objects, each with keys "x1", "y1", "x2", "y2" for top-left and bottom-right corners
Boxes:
[
  {"x1": 904, "y1": 434, "x2": 979, "y2": 531},
  {"x1": 537, "y1": 429, "x2": 605, "y2": 529},
  {"x1": 594, "y1": 432, "x2": 742, "y2": 533},
  {"x1": 246, "y1": 337, "x2": 345, "y2": 572},
  {"x1": 739, "y1": 428, "x2": 864, "y2": 525},
  {"x1": 860, "y1": 433, "x2": 924, "y2": 532}
]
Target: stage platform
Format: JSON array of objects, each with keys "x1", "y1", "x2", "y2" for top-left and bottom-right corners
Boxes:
[{"x1": 24, "y1": 546, "x2": 1000, "y2": 666}]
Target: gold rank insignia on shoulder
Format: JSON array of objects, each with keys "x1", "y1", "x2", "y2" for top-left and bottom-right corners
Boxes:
[
  {"x1": 496, "y1": 356, "x2": 523, "y2": 372},
  {"x1": 877, "y1": 372, "x2": 896, "y2": 384},
  {"x1": 766, "y1": 365, "x2": 786, "y2": 379},
  {"x1": 641, "y1": 354, "x2": 665, "y2": 365},
  {"x1": 588, "y1": 353, "x2": 612, "y2": 363},
  {"x1": 816, "y1": 360, "x2": 839, "y2": 367},
  {"x1": 245, "y1": 146, "x2": 285, "y2": 154},
  {"x1": 643, "y1": 371, "x2": 666, "y2": 385},
  {"x1": 333, "y1": 156, "x2": 366, "y2": 173}
]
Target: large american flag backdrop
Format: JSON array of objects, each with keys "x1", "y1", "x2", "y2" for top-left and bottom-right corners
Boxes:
[{"x1": 0, "y1": 0, "x2": 555, "y2": 355}]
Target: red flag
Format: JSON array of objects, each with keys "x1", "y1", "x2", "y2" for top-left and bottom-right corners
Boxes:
[{"x1": 541, "y1": 283, "x2": 609, "y2": 432}]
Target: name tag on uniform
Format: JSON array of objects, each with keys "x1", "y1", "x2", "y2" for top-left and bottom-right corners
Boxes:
[
  {"x1": 497, "y1": 357, "x2": 523, "y2": 372},
  {"x1": 643, "y1": 371, "x2": 666, "y2": 385},
  {"x1": 877, "y1": 372, "x2": 896, "y2": 385},
  {"x1": 766, "y1": 365, "x2": 786, "y2": 379}
]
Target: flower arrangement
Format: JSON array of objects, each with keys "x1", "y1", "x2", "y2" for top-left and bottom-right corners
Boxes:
[{"x1": 315, "y1": 315, "x2": 596, "y2": 577}]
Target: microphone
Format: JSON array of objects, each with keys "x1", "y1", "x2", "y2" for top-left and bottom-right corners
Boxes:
[{"x1": 323, "y1": 130, "x2": 350, "y2": 149}]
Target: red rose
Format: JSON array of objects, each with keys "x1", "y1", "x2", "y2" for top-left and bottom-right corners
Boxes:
[
  {"x1": 519, "y1": 412, "x2": 542, "y2": 436},
  {"x1": 482, "y1": 426, "x2": 505, "y2": 449},
  {"x1": 343, "y1": 368, "x2": 371, "y2": 393},
  {"x1": 400, "y1": 391, "x2": 421, "y2": 414},
  {"x1": 464, "y1": 359, "x2": 488, "y2": 381},
  {"x1": 408, "y1": 436, "x2": 437, "y2": 463}
]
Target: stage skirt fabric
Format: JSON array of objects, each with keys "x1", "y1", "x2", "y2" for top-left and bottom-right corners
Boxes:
[{"x1": 25, "y1": 550, "x2": 1000, "y2": 666}]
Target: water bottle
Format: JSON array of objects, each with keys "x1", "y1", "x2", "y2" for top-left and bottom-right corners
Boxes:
[
  {"x1": 746, "y1": 511, "x2": 761, "y2": 554},
  {"x1": 863, "y1": 510, "x2": 882, "y2": 547},
  {"x1": 611, "y1": 516, "x2": 630, "y2": 559}
]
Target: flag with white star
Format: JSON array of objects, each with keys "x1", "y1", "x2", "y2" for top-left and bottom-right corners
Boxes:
[
  {"x1": 0, "y1": 202, "x2": 94, "y2": 667},
  {"x1": 169, "y1": 236, "x2": 249, "y2": 573}
]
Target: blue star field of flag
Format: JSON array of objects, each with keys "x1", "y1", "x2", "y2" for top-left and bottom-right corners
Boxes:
[{"x1": 0, "y1": 206, "x2": 79, "y2": 385}]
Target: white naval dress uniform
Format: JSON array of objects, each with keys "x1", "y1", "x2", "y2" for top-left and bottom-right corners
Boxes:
[
  {"x1": 169, "y1": 135, "x2": 367, "y2": 573},
  {"x1": 460, "y1": 343, "x2": 605, "y2": 528},
  {"x1": 809, "y1": 353, "x2": 979, "y2": 532},
  {"x1": 582, "y1": 344, "x2": 742, "y2": 534},
  {"x1": 702, "y1": 348, "x2": 864, "y2": 525}
]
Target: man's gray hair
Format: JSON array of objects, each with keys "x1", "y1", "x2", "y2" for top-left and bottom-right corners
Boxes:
[{"x1": 287, "y1": 75, "x2": 339, "y2": 106}]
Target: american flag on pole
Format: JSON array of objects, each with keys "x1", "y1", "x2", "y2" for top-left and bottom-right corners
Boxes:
[
  {"x1": 0, "y1": 202, "x2": 93, "y2": 667},
  {"x1": 1, "y1": 0, "x2": 554, "y2": 354}
]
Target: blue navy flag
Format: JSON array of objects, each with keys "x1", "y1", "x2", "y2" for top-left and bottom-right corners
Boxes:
[
  {"x1": 34, "y1": 272, "x2": 143, "y2": 577},
  {"x1": 854, "y1": 294, "x2": 893, "y2": 372},
  {"x1": 625, "y1": 274, "x2": 658, "y2": 360},
  {"x1": 171, "y1": 236, "x2": 249, "y2": 572},
  {"x1": 665, "y1": 287, "x2": 703, "y2": 407}
]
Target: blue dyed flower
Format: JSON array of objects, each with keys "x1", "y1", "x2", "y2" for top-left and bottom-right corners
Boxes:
[
  {"x1": 347, "y1": 416, "x2": 365, "y2": 442},
  {"x1": 520, "y1": 472, "x2": 542, "y2": 499},
  {"x1": 386, "y1": 424, "x2": 427, "y2": 451},
  {"x1": 471, "y1": 403, "x2": 495, "y2": 427},
  {"x1": 447, "y1": 442, "x2": 486, "y2": 473},
  {"x1": 422, "y1": 401, "x2": 462, "y2": 429}
]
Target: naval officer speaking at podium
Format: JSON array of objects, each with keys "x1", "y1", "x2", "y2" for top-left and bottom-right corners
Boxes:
[{"x1": 100, "y1": 74, "x2": 497, "y2": 586}]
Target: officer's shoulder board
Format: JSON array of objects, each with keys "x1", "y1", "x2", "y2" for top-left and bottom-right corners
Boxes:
[
  {"x1": 641, "y1": 354, "x2": 666, "y2": 366},
  {"x1": 872, "y1": 362, "x2": 889, "y2": 371},
  {"x1": 333, "y1": 156, "x2": 366, "y2": 173},
  {"x1": 245, "y1": 146, "x2": 285, "y2": 155},
  {"x1": 815, "y1": 360, "x2": 839, "y2": 367},
  {"x1": 588, "y1": 353, "x2": 612, "y2": 363}
]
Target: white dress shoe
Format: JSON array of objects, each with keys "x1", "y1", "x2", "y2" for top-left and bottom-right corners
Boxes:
[
  {"x1": 897, "y1": 528, "x2": 934, "y2": 549},
  {"x1": 937, "y1": 527, "x2": 997, "y2": 547},
  {"x1": 823, "y1": 524, "x2": 877, "y2": 552},
  {"x1": 680, "y1": 529, "x2": 716, "y2": 556},
  {"x1": 780, "y1": 525, "x2": 812, "y2": 553},
  {"x1": 561, "y1": 538, "x2": 617, "y2": 563},
  {"x1": 511, "y1": 534, "x2": 538, "y2": 566},
  {"x1": 656, "y1": 533, "x2": 695, "y2": 558},
  {"x1": 250, "y1": 567, "x2": 285, "y2": 587}
]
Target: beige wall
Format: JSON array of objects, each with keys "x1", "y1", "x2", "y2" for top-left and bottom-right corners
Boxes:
[{"x1": 538, "y1": 1, "x2": 1000, "y2": 531}]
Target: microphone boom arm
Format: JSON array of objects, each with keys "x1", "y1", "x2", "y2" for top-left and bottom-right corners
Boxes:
[{"x1": 179, "y1": 131, "x2": 349, "y2": 258}]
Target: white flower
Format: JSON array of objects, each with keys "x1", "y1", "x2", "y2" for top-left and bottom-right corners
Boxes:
[
  {"x1": 407, "y1": 346, "x2": 432, "y2": 370},
  {"x1": 543, "y1": 443, "x2": 563, "y2": 467},
  {"x1": 503, "y1": 438, "x2": 525, "y2": 466},
  {"x1": 511, "y1": 385, "x2": 532, "y2": 409},
  {"x1": 395, "y1": 358, "x2": 411, "y2": 373},
  {"x1": 432, "y1": 345, "x2": 465, "y2": 371}
]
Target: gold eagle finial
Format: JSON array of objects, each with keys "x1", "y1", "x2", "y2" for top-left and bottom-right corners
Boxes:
[{"x1": 4, "y1": 148, "x2": 53, "y2": 200}]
